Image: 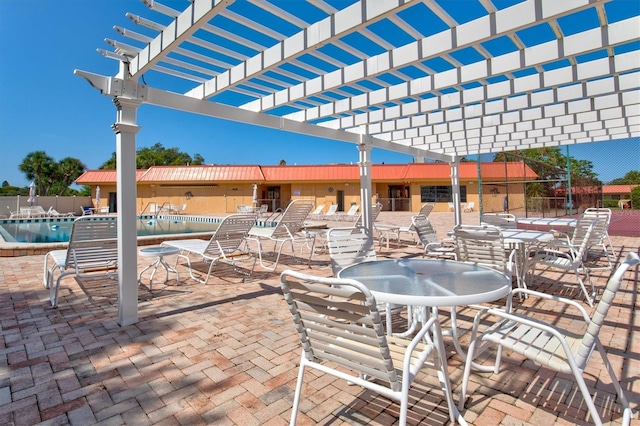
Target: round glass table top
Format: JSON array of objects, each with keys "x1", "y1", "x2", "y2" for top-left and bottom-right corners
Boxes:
[
  {"x1": 139, "y1": 246, "x2": 181, "y2": 257},
  {"x1": 338, "y1": 259, "x2": 511, "y2": 307}
]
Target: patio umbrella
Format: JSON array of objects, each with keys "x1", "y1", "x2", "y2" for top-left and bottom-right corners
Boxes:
[
  {"x1": 27, "y1": 181, "x2": 36, "y2": 206},
  {"x1": 252, "y1": 183, "x2": 258, "y2": 207},
  {"x1": 96, "y1": 186, "x2": 101, "y2": 210}
]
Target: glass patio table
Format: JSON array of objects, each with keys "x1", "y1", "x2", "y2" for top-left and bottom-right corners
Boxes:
[{"x1": 338, "y1": 258, "x2": 510, "y2": 425}]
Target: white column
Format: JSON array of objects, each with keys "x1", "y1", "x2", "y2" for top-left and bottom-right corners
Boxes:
[
  {"x1": 112, "y1": 97, "x2": 141, "y2": 326},
  {"x1": 358, "y1": 138, "x2": 373, "y2": 232},
  {"x1": 450, "y1": 157, "x2": 462, "y2": 226}
]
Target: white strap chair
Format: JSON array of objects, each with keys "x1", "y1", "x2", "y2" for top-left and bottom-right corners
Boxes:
[{"x1": 459, "y1": 252, "x2": 639, "y2": 425}]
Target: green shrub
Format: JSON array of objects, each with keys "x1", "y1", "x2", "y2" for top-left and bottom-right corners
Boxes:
[
  {"x1": 602, "y1": 199, "x2": 619, "y2": 209},
  {"x1": 631, "y1": 186, "x2": 640, "y2": 209}
]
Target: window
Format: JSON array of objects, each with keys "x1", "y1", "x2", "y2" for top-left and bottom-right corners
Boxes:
[{"x1": 420, "y1": 185, "x2": 467, "y2": 203}]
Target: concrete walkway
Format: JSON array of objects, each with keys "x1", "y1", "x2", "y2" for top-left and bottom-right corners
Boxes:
[{"x1": 1, "y1": 212, "x2": 639, "y2": 425}]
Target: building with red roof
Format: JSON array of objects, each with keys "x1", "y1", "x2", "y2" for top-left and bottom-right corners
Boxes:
[{"x1": 76, "y1": 162, "x2": 538, "y2": 215}]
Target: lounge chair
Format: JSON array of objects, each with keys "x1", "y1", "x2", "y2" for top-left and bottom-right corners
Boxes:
[
  {"x1": 335, "y1": 204, "x2": 359, "y2": 221},
  {"x1": 29, "y1": 206, "x2": 49, "y2": 217},
  {"x1": 412, "y1": 214, "x2": 455, "y2": 258},
  {"x1": 161, "y1": 213, "x2": 257, "y2": 283},
  {"x1": 480, "y1": 212, "x2": 517, "y2": 229},
  {"x1": 418, "y1": 202, "x2": 435, "y2": 217},
  {"x1": 320, "y1": 203, "x2": 338, "y2": 220},
  {"x1": 43, "y1": 217, "x2": 119, "y2": 307},
  {"x1": 308, "y1": 205, "x2": 324, "y2": 220},
  {"x1": 47, "y1": 207, "x2": 74, "y2": 217},
  {"x1": 247, "y1": 199, "x2": 315, "y2": 271}
]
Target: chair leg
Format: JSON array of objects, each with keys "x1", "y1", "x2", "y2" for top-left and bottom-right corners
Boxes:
[
  {"x1": 290, "y1": 353, "x2": 306, "y2": 425},
  {"x1": 574, "y1": 266, "x2": 595, "y2": 307},
  {"x1": 595, "y1": 340, "x2": 633, "y2": 425}
]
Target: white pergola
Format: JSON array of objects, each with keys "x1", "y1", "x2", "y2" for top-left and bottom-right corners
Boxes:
[{"x1": 75, "y1": 0, "x2": 640, "y2": 325}]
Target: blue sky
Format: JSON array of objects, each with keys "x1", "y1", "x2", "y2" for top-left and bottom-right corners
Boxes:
[{"x1": 1, "y1": 0, "x2": 638, "y2": 189}]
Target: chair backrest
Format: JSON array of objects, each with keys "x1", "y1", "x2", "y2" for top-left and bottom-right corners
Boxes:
[
  {"x1": 581, "y1": 208, "x2": 611, "y2": 246},
  {"x1": 566, "y1": 217, "x2": 598, "y2": 257},
  {"x1": 311, "y1": 205, "x2": 324, "y2": 215},
  {"x1": 453, "y1": 224, "x2": 510, "y2": 275},
  {"x1": 324, "y1": 204, "x2": 338, "y2": 216},
  {"x1": 411, "y1": 214, "x2": 439, "y2": 246},
  {"x1": 280, "y1": 269, "x2": 401, "y2": 391},
  {"x1": 344, "y1": 204, "x2": 359, "y2": 216},
  {"x1": 64, "y1": 217, "x2": 119, "y2": 271},
  {"x1": 327, "y1": 226, "x2": 377, "y2": 275},
  {"x1": 204, "y1": 213, "x2": 256, "y2": 256},
  {"x1": 575, "y1": 252, "x2": 639, "y2": 368},
  {"x1": 354, "y1": 202, "x2": 382, "y2": 227},
  {"x1": 418, "y1": 203, "x2": 435, "y2": 217},
  {"x1": 481, "y1": 213, "x2": 517, "y2": 229},
  {"x1": 271, "y1": 199, "x2": 315, "y2": 239}
]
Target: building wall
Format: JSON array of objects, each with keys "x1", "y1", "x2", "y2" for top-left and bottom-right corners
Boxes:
[{"x1": 120, "y1": 178, "x2": 527, "y2": 215}]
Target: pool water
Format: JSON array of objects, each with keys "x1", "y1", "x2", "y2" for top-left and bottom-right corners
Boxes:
[{"x1": 0, "y1": 218, "x2": 221, "y2": 243}]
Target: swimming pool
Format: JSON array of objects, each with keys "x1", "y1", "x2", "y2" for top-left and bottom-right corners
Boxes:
[{"x1": 0, "y1": 215, "x2": 225, "y2": 243}]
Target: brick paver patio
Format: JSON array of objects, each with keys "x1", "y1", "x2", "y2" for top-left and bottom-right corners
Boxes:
[{"x1": 1, "y1": 212, "x2": 638, "y2": 425}]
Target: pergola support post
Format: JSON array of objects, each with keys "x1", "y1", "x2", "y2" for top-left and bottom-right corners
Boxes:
[
  {"x1": 450, "y1": 157, "x2": 462, "y2": 226},
  {"x1": 112, "y1": 96, "x2": 141, "y2": 326},
  {"x1": 358, "y1": 138, "x2": 373, "y2": 233}
]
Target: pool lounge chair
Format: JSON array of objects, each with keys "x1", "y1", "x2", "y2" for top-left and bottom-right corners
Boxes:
[
  {"x1": 47, "y1": 207, "x2": 75, "y2": 217},
  {"x1": 161, "y1": 213, "x2": 257, "y2": 283},
  {"x1": 247, "y1": 199, "x2": 315, "y2": 271},
  {"x1": 43, "y1": 216, "x2": 119, "y2": 307},
  {"x1": 320, "y1": 203, "x2": 338, "y2": 220},
  {"x1": 335, "y1": 204, "x2": 359, "y2": 221}
]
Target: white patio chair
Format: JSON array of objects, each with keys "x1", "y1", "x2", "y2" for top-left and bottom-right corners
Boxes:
[
  {"x1": 463, "y1": 201, "x2": 475, "y2": 212},
  {"x1": 448, "y1": 224, "x2": 516, "y2": 356},
  {"x1": 280, "y1": 269, "x2": 460, "y2": 426},
  {"x1": 335, "y1": 204, "x2": 359, "y2": 221},
  {"x1": 411, "y1": 214, "x2": 455, "y2": 258},
  {"x1": 247, "y1": 199, "x2": 315, "y2": 271},
  {"x1": 532, "y1": 219, "x2": 598, "y2": 306},
  {"x1": 161, "y1": 213, "x2": 257, "y2": 283},
  {"x1": 47, "y1": 207, "x2": 74, "y2": 217},
  {"x1": 581, "y1": 208, "x2": 615, "y2": 270},
  {"x1": 320, "y1": 203, "x2": 338, "y2": 220},
  {"x1": 43, "y1": 217, "x2": 119, "y2": 307},
  {"x1": 452, "y1": 224, "x2": 515, "y2": 282},
  {"x1": 418, "y1": 202, "x2": 435, "y2": 217},
  {"x1": 459, "y1": 252, "x2": 639, "y2": 425},
  {"x1": 308, "y1": 205, "x2": 324, "y2": 220},
  {"x1": 480, "y1": 212, "x2": 517, "y2": 229}
]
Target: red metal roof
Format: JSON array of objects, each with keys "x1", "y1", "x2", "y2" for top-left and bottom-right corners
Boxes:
[
  {"x1": 75, "y1": 162, "x2": 538, "y2": 184},
  {"x1": 75, "y1": 169, "x2": 147, "y2": 184},
  {"x1": 261, "y1": 164, "x2": 360, "y2": 181},
  {"x1": 403, "y1": 162, "x2": 538, "y2": 180},
  {"x1": 602, "y1": 185, "x2": 638, "y2": 194},
  {"x1": 138, "y1": 165, "x2": 264, "y2": 183}
]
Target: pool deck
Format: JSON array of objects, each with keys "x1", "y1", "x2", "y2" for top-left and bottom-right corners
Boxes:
[{"x1": 1, "y1": 211, "x2": 639, "y2": 425}]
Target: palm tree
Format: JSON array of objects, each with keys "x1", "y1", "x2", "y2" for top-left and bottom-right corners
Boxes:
[
  {"x1": 56, "y1": 157, "x2": 87, "y2": 195},
  {"x1": 19, "y1": 151, "x2": 56, "y2": 196}
]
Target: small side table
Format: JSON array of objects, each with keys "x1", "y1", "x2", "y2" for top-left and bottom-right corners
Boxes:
[{"x1": 138, "y1": 246, "x2": 181, "y2": 289}]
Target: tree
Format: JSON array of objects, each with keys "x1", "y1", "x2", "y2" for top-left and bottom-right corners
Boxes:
[
  {"x1": 19, "y1": 151, "x2": 56, "y2": 196},
  {"x1": 99, "y1": 142, "x2": 205, "y2": 169},
  {"x1": 18, "y1": 151, "x2": 87, "y2": 196},
  {"x1": 55, "y1": 157, "x2": 87, "y2": 195},
  {"x1": 279, "y1": 159, "x2": 286, "y2": 166},
  {"x1": 609, "y1": 170, "x2": 640, "y2": 185}
]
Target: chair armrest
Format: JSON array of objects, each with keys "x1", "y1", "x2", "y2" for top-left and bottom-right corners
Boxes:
[
  {"x1": 473, "y1": 307, "x2": 582, "y2": 356},
  {"x1": 506, "y1": 288, "x2": 591, "y2": 322}
]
